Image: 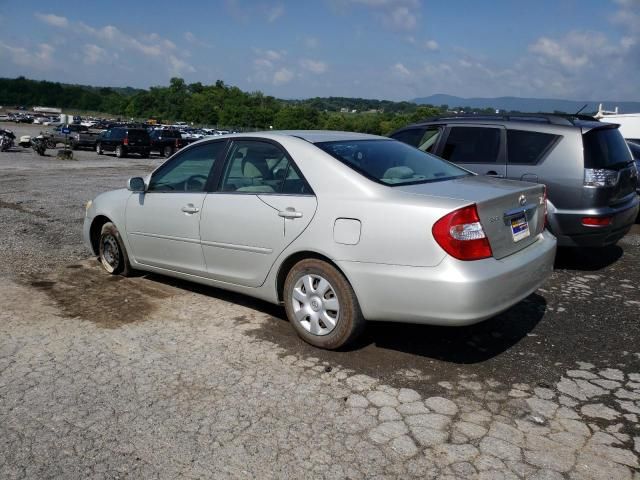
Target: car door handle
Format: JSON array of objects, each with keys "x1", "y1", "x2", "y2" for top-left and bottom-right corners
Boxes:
[
  {"x1": 181, "y1": 204, "x2": 200, "y2": 214},
  {"x1": 486, "y1": 171, "x2": 504, "y2": 178},
  {"x1": 278, "y1": 208, "x2": 303, "y2": 219}
]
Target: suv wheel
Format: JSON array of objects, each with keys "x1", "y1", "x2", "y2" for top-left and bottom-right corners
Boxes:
[
  {"x1": 96, "y1": 143, "x2": 103, "y2": 155},
  {"x1": 115, "y1": 145, "x2": 126, "y2": 158},
  {"x1": 283, "y1": 259, "x2": 365, "y2": 349},
  {"x1": 163, "y1": 146, "x2": 174, "y2": 157}
]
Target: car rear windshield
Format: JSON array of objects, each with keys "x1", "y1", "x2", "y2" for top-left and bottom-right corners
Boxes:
[
  {"x1": 127, "y1": 129, "x2": 149, "y2": 140},
  {"x1": 315, "y1": 139, "x2": 470, "y2": 186},
  {"x1": 583, "y1": 127, "x2": 632, "y2": 170}
]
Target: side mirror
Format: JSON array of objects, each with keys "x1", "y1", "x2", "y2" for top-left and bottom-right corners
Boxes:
[{"x1": 127, "y1": 177, "x2": 146, "y2": 192}]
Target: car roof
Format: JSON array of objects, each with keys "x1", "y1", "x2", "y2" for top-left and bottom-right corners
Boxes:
[
  {"x1": 226, "y1": 130, "x2": 386, "y2": 143},
  {"x1": 403, "y1": 114, "x2": 610, "y2": 129}
]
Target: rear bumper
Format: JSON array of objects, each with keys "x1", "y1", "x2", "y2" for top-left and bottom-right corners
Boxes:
[
  {"x1": 549, "y1": 194, "x2": 639, "y2": 247},
  {"x1": 124, "y1": 145, "x2": 150, "y2": 154},
  {"x1": 337, "y1": 231, "x2": 557, "y2": 326}
]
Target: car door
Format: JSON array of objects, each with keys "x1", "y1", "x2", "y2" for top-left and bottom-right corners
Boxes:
[
  {"x1": 104, "y1": 129, "x2": 120, "y2": 152},
  {"x1": 437, "y1": 125, "x2": 506, "y2": 177},
  {"x1": 199, "y1": 139, "x2": 317, "y2": 287},
  {"x1": 125, "y1": 141, "x2": 227, "y2": 275}
]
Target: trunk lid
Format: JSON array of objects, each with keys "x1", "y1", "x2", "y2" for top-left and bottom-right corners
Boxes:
[{"x1": 397, "y1": 175, "x2": 546, "y2": 259}]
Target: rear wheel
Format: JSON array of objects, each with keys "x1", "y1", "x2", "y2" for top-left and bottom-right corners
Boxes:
[
  {"x1": 284, "y1": 259, "x2": 365, "y2": 349},
  {"x1": 115, "y1": 145, "x2": 126, "y2": 158},
  {"x1": 96, "y1": 143, "x2": 103, "y2": 155},
  {"x1": 98, "y1": 222, "x2": 131, "y2": 276},
  {"x1": 163, "y1": 145, "x2": 174, "y2": 157}
]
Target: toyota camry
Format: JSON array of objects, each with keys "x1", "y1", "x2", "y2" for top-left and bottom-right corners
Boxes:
[{"x1": 84, "y1": 131, "x2": 556, "y2": 349}]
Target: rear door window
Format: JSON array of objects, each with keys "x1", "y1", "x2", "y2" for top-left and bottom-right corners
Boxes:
[
  {"x1": 583, "y1": 128, "x2": 633, "y2": 169},
  {"x1": 506, "y1": 130, "x2": 560, "y2": 165},
  {"x1": 441, "y1": 127, "x2": 502, "y2": 164},
  {"x1": 392, "y1": 127, "x2": 442, "y2": 153},
  {"x1": 220, "y1": 141, "x2": 312, "y2": 194}
]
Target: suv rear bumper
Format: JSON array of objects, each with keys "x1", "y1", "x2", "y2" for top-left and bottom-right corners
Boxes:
[{"x1": 549, "y1": 194, "x2": 639, "y2": 247}]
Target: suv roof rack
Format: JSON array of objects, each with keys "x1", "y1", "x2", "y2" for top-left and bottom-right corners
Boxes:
[{"x1": 418, "y1": 112, "x2": 599, "y2": 126}]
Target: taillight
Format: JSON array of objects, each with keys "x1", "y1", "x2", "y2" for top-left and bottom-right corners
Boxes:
[
  {"x1": 123, "y1": 136, "x2": 129, "y2": 146},
  {"x1": 582, "y1": 216, "x2": 612, "y2": 227},
  {"x1": 175, "y1": 138, "x2": 179, "y2": 148},
  {"x1": 432, "y1": 204, "x2": 493, "y2": 261}
]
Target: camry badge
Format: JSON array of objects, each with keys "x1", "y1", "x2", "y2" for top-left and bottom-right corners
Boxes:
[{"x1": 519, "y1": 195, "x2": 527, "y2": 206}]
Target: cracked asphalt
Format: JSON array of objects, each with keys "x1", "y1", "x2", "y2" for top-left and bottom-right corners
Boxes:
[{"x1": 1, "y1": 124, "x2": 639, "y2": 479}]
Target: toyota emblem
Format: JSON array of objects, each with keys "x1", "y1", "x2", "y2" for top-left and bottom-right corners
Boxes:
[{"x1": 518, "y1": 195, "x2": 527, "y2": 206}]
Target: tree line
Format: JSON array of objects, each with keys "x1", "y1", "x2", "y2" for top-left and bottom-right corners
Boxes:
[{"x1": 0, "y1": 76, "x2": 449, "y2": 134}]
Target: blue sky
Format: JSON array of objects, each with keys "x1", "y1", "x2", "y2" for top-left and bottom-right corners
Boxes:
[{"x1": 1, "y1": 0, "x2": 638, "y2": 101}]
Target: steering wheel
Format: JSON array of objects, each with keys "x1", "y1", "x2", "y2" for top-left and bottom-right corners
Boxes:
[{"x1": 183, "y1": 174, "x2": 209, "y2": 191}]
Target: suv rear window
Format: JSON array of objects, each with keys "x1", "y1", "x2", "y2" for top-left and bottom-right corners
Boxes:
[
  {"x1": 316, "y1": 139, "x2": 469, "y2": 186},
  {"x1": 442, "y1": 127, "x2": 501, "y2": 164},
  {"x1": 583, "y1": 127, "x2": 632, "y2": 170},
  {"x1": 127, "y1": 129, "x2": 149, "y2": 141},
  {"x1": 507, "y1": 130, "x2": 560, "y2": 165}
]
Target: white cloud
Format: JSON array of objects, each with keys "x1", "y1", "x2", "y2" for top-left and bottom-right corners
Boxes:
[
  {"x1": 424, "y1": 40, "x2": 439, "y2": 51},
  {"x1": 341, "y1": 0, "x2": 420, "y2": 31},
  {"x1": 169, "y1": 54, "x2": 196, "y2": 75},
  {"x1": 35, "y1": 13, "x2": 68, "y2": 28},
  {"x1": 0, "y1": 42, "x2": 55, "y2": 69},
  {"x1": 391, "y1": 62, "x2": 411, "y2": 77},
  {"x1": 300, "y1": 59, "x2": 328, "y2": 74},
  {"x1": 267, "y1": 4, "x2": 285, "y2": 22},
  {"x1": 273, "y1": 68, "x2": 294, "y2": 85},
  {"x1": 82, "y1": 44, "x2": 107, "y2": 65}
]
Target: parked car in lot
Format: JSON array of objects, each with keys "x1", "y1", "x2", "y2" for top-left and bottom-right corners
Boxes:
[
  {"x1": 95, "y1": 127, "x2": 150, "y2": 158},
  {"x1": 47, "y1": 124, "x2": 102, "y2": 149},
  {"x1": 149, "y1": 128, "x2": 185, "y2": 157},
  {"x1": 628, "y1": 141, "x2": 640, "y2": 195},
  {"x1": 391, "y1": 114, "x2": 639, "y2": 247},
  {"x1": 84, "y1": 131, "x2": 556, "y2": 349}
]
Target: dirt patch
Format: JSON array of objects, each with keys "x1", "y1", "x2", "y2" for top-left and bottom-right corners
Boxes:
[
  {"x1": 0, "y1": 200, "x2": 49, "y2": 218},
  {"x1": 29, "y1": 261, "x2": 176, "y2": 328}
]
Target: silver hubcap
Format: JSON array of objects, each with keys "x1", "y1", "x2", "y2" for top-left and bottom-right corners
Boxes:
[
  {"x1": 292, "y1": 274, "x2": 340, "y2": 336},
  {"x1": 100, "y1": 234, "x2": 120, "y2": 272}
]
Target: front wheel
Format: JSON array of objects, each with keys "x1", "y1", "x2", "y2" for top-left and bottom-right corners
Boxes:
[
  {"x1": 283, "y1": 259, "x2": 365, "y2": 349},
  {"x1": 98, "y1": 222, "x2": 132, "y2": 276}
]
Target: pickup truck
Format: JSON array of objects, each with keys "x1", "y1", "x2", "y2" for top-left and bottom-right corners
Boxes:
[
  {"x1": 149, "y1": 129, "x2": 187, "y2": 157},
  {"x1": 47, "y1": 124, "x2": 103, "y2": 149}
]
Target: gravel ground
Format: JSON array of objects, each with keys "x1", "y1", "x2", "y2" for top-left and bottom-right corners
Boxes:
[{"x1": 1, "y1": 123, "x2": 639, "y2": 479}]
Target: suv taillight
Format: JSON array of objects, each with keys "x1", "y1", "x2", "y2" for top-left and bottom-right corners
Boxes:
[
  {"x1": 123, "y1": 136, "x2": 129, "y2": 146},
  {"x1": 584, "y1": 168, "x2": 618, "y2": 187},
  {"x1": 432, "y1": 204, "x2": 493, "y2": 261}
]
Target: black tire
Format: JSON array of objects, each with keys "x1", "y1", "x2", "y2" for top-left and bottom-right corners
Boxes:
[
  {"x1": 140, "y1": 149, "x2": 150, "y2": 159},
  {"x1": 116, "y1": 145, "x2": 126, "y2": 158},
  {"x1": 283, "y1": 259, "x2": 365, "y2": 349},
  {"x1": 98, "y1": 222, "x2": 132, "y2": 276},
  {"x1": 163, "y1": 145, "x2": 174, "y2": 157},
  {"x1": 96, "y1": 143, "x2": 103, "y2": 155},
  {"x1": 70, "y1": 141, "x2": 78, "y2": 150}
]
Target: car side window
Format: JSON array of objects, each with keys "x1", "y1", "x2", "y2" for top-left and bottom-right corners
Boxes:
[
  {"x1": 442, "y1": 127, "x2": 501, "y2": 164},
  {"x1": 507, "y1": 130, "x2": 560, "y2": 165},
  {"x1": 148, "y1": 142, "x2": 225, "y2": 192},
  {"x1": 391, "y1": 128, "x2": 426, "y2": 148},
  {"x1": 220, "y1": 140, "x2": 312, "y2": 194},
  {"x1": 416, "y1": 127, "x2": 442, "y2": 153}
]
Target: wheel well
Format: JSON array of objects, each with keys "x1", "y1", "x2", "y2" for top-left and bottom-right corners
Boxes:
[
  {"x1": 276, "y1": 251, "x2": 347, "y2": 303},
  {"x1": 89, "y1": 215, "x2": 112, "y2": 255}
]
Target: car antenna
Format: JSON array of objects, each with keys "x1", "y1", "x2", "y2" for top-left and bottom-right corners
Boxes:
[{"x1": 574, "y1": 104, "x2": 588, "y2": 115}]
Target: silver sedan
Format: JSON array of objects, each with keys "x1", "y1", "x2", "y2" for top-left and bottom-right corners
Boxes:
[{"x1": 83, "y1": 131, "x2": 556, "y2": 349}]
